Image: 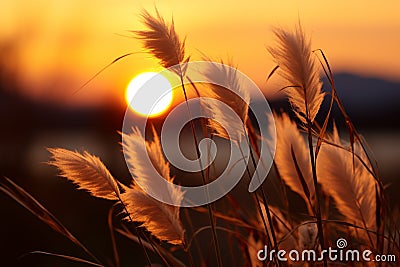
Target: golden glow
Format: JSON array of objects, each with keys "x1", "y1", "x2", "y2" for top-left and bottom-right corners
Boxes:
[
  {"x1": 125, "y1": 72, "x2": 173, "y2": 117},
  {"x1": 2, "y1": 1, "x2": 400, "y2": 106}
]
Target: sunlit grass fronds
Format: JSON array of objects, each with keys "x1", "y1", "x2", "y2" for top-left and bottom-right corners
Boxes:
[
  {"x1": 3, "y1": 9, "x2": 399, "y2": 266},
  {"x1": 268, "y1": 24, "x2": 325, "y2": 124},
  {"x1": 122, "y1": 126, "x2": 184, "y2": 205},
  {"x1": 48, "y1": 148, "x2": 120, "y2": 200},
  {"x1": 136, "y1": 9, "x2": 187, "y2": 74},
  {"x1": 122, "y1": 127, "x2": 185, "y2": 245},
  {"x1": 202, "y1": 96, "x2": 247, "y2": 143},
  {"x1": 317, "y1": 126, "x2": 377, "y2": 232},
  {"x1": 269, "y1": 113, "x2": 314, "y2": 210},
  {"x1": 145, "y1": 126, "x2": 171, "y2": 182},
  {"x1": 121, "y1": 186, "x2": 185, "y2": 245},
  {"x1": 201, "y1": 60, "x2": 250, "y2": 142},
  {"x1": 135, "y1": 10, "x2": 221, "y2": 264},
  {"x1": 269, "y1": 25, "x2": 327, "y2": 262},
  {"x1": 122, "y1": 127, "x2": 183, "y2": 203},
  {"x1": 123, "y1": 127, "x2": 165, "y2": 193},
  {"x1": 201, "y1": 59, "x2": 250, "y2": 122}
]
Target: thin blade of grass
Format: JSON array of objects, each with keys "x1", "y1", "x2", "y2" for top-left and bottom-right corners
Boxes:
[
  {"x1": 266, "y1": 65, "x2": 279, "y2": 82},
  {"x1": 108, "y1": 206, "x2": 120, "y2": 267},
  {"x1": 237, "y1": 145, "x2": 273, "y2": 253},
  {"x1": 245, "y1": 141, "x2": 281, "y2": 266},
  {"x1": 193, "y1": 207, "x2": 259, "y2": 231},
  {"x1": 23, "y1": 251, "x2": 103, "y2": 267},
  {"x1": 312, "y1": 49, "x2": 333, "y2": 85},
  {"x1": 290, "y1": 145, "x2": 311, "y2": 201},
  {"x1": 376, "y1": 183, "x2": 381, "y2": 233},
  {"x1": 0, "y1": 176, "x2": 101, "y2": 264},
  {"x1": 187, "y1": 226, "x2": 250, "y2": 251},
  {"x1": 72, "y1": 52, "x2": 140, "y2": 95},
  {"x1": 116, "y1": 227, "x2": 186, "y2": 267},
  {"x1": 312, "y1": 49, "x2": 336, "y2": 159}
]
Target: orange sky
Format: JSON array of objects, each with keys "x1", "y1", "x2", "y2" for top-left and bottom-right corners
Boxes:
[{"x1": 1, "y1": 0, "x2": 400, "y2": 107}]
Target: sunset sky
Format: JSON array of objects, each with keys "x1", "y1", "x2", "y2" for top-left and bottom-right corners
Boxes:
[{"x1": 1, "y1": 0, "x2": 399, "y2": 107}]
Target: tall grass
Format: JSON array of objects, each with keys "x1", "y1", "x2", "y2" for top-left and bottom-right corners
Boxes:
[{"x1": 1, "y1": 8, "x2": 399, "y2": 267}]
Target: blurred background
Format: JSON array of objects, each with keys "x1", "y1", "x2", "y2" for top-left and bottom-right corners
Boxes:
[{"x1": 0, "y1": 1, "x2": 399, "y2": 266}]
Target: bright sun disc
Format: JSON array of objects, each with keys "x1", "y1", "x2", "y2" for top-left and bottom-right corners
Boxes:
[{"x1": 125, "y1": 72, "x2": 173, "y2": 117}]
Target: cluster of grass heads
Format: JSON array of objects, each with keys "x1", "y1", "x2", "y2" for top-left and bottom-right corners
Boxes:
[{"x1": 1, "y1": 9, "x2": 399, "y2": 267}]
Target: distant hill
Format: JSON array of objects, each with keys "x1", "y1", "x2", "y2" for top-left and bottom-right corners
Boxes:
[
  {"x1": 268, "y1": 73, "x2": 400, "y2": 129},
  {"x1": 334, "y1": 73, "x2": 400, "y2": 118}
]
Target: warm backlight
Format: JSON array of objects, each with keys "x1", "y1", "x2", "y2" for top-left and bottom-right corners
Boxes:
[{"x1": 125, "y1": 72, "x2": 173, "y2": 117}]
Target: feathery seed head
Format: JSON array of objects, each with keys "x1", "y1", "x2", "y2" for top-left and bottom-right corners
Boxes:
[
  {"x1": 268, "y1": 24, "x2": 325, "y2": 124},
  {"x1": 136, "y1": 9, "x2": 186, "y2": 75}
]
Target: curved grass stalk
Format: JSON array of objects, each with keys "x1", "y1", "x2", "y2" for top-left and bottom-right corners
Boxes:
[
  {"x1": 116, "y1": 226, "x2": 187, "y2": 267},
  {"x1": 0, "y1": 176, "x2": 102, "y2": 265},
  {"x1": 22, "y1": 251, "x2": 104, "y2": 267}
]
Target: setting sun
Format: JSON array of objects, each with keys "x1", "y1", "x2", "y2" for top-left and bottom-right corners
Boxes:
[{"x1": 125, "y1": 72, "x2": 173, "y2": 117}]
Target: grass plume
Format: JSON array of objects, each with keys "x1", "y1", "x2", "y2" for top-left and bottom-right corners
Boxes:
[
  {"x1": 201, "y1": 60, "x2": 250, "y2": 143},
  {"x1": 122, "y1": 127, "x2": 185, "y2": 245},
  {"x1": 317, "y1": 126, "x2": 377, "y2": 235},
  {"x1": 268, "y1": 24, "x2": 327, "y2": 265},
  {"x1": 268, "y1": 24, "x2": 325, "y2": 124},
  {"x1": 121, "y1": 186, "x2": 185, "y2": 245},
  {"x1": 270, "y1": 113, "x2": 314, "y2": 211},
  {"x1": 48, "y1": 148, "x2": 120, "y2": 200},
  {"x1": 135, "y1": 9, "x2": 188, "y2": 75}
]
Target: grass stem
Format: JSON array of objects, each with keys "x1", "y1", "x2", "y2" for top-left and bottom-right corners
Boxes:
[
  {"x1": 179, "y1": 76, "x2": 223, "y2": 267},
  {"x1": 306, "y1": 120, "x2": 327, "y2": 267}
]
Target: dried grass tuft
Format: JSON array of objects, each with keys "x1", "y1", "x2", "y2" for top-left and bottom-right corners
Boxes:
[
  {"x1": 135, "y1": 9, "x2": 187, "y2": 75},
  {"x1": 201, "y1": 60, "x2": 250, "y2": 143},
  {"x1": 269, "y1": 113, "x2": 314, "y2": 209},
  {"x1": 48, "y1": 148, "x2": 120, "y2": 200},
  {"x1": 317, "y1": 126, "x2": 377, "y2": 232},
  {"x1": 122, "y1": 127, "x2": 185, "y2": 245},
  {"x1": 268, "y1": 24, "x2": 325, "y2": 124}
]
